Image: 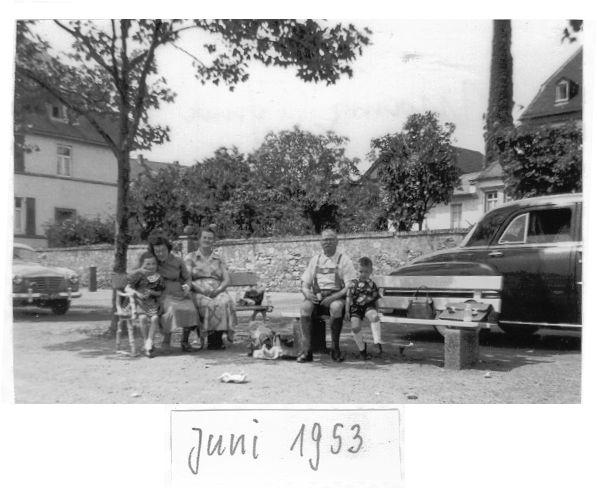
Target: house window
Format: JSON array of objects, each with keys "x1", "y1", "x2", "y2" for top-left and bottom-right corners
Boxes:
[
  {"x1": 555, "y1": 80, "x2": 570, "y2": 103},
  {"x1": 450, "y1": 203, "x2": 462, "y2": 229},
  {"x1": 15, "y1": 197, "x2": 36, "y2": 235},
  {"x1": 484, "y1": 191, "x2": 499, "y2": 212},
  {"x1": 49, "y1": 103, "x2": 68, "y2": 121},
  {"x1": 14, "y1": 197, "x2": 24, "y2": 233},
  {"x1": 57, "y1": 144, "x2": 72, "y2": 176},
  {"x1": 55, "y1": 208, "x2": 76, "y2": 224}
]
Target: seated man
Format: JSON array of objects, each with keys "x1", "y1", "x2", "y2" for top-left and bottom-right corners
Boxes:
[{"x1": 298, "y1": 229, "x2": 356, "y2": 363}]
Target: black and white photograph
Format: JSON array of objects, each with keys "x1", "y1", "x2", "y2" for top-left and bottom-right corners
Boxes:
[
  {"x1": 8, "y1": 18, "x2": 586, "y2": 404},
  {"x1": 1, "y1": 6, "x2": 595, "y2": 487}
]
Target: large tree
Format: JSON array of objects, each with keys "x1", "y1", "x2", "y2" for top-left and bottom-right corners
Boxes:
[
  {"x1": 15, "y1": 19, "x2": 370, "y2": 275},
  {"x1": 484, "y1": 19, "x2": 514, "y2": 165},
  {"x1": 370, "y1": 112, "x2": 459, "y2": 231},
  {"x1": 249, "y1": 126, "x2": 361, "y2": 233}
]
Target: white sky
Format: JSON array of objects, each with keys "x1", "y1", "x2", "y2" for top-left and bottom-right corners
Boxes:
[{"x1": 32, "y1": 19, "x2": 581, "y2": 172}]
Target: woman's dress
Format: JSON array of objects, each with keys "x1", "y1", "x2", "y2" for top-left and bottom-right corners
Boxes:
[
  {"x1": 158, "y1": 253, "x2": 198, "y2": 332},
  {"x1": 184, "y1": 250, "x2": 237, "y2": 335}
]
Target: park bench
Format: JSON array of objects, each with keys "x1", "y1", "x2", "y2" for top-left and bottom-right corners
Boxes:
[
  {"x1": 229, "y1": 271, "x2": 274, "y2": 321},
  {"x1": 376, "y1": 274, "x2": 503, "y2": 369}
]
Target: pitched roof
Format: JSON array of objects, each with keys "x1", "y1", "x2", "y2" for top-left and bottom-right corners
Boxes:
[
  {"x1": 20, "y1": 111, "x2": 116, "y2": 146},
  {"x1": 519, "y1": 48, "x2": 582, "y2": 122},
  {"x1": 362, "y1": 145, "x2": 484, "y2": 180},
  {"x1": 471, "y1": 160, "x2": 503, "y2": 182},
  {"x1": 129, "y1": 157, "x2": 173, "y2": 179}
]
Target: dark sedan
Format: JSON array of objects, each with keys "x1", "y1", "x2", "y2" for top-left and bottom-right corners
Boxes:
[{"x1": 394, "y1": 193, "x2": 582, "y2": 335}]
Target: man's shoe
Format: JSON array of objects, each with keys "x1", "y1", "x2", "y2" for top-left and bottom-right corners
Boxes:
[
  {"x1": 296, "y1": 352, "x2": 313, "y2": 363},
  {"x1": 331, "y1": 349, "x2": 346, "y2": 362}
]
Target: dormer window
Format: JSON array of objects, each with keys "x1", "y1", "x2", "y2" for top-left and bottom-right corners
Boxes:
[
  {"x1": 555, "y1": 80, "x2": 570, "y2": 103},
  {"x1": 49, "y1": 103, "x2": 68, "y2": 122}
]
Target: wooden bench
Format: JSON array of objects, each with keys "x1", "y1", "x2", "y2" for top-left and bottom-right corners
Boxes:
[
  {"x1": 375, "y1": 274, "x2": 503, "y2": 369},
  {"x1": 229, "y1": 271, "x2": 273, "y2": 321}
]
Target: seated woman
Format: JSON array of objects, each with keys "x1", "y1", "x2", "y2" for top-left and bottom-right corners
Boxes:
[
  {"x1": 148, "y1": 232, "x2": 200, "y2": 353},
  {"x1": 184, "y1": 227, "x2": 237, "y2": 350}
]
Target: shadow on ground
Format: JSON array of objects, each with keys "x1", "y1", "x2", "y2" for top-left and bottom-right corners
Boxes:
[{"x1": 37, "y1": 315, "x2": 580, "y2": 373}]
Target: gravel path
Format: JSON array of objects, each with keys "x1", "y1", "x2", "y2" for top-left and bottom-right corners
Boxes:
[{"x1": 12, "y1": 301, "x2": 581, "y2": 404}]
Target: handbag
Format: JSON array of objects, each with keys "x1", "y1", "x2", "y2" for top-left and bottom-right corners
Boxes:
[
  {"x1": 438, "y1": 301, "x2": 493, "y2": 322},
  {"x1": 406, "y1": 286, "x2": 435, "y2": 320}
]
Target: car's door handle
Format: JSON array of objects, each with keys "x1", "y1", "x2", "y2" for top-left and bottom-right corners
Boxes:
[{"x1": 488, "y1": 251, "x2": 503, "y2": 258}]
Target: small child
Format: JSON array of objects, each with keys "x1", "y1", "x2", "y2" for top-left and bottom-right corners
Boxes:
[
  {"x1": 126, "y1": 251, "x2": 165, "y2": 357},
  {"x1": 345, "y1": 256, "x2": 383, "y2": 359}
]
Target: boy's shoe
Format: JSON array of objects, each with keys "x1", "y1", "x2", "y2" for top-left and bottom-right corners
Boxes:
[
  {"x1": 331, "y1": 349, "x2": 346, "y2": 362},
  {"x1": 359, "y1": 344, "x2": 372, "y2": 360},
  {"x1": 373, "y1": 343, "x2": 383, "y2": 358},
  {"x1": 143, "y1": 348, "x2": 153, "y2": 358},
  {"x1": 297, "y1": 352, "x2": 313, "y2": 363}
]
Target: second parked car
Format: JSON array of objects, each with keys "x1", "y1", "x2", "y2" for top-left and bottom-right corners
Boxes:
[{"x1": 389, "y1": 193, "x2": 582, "y2": 335}]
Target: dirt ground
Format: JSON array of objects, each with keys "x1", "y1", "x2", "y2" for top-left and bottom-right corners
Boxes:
[{"x1": 11, "y1": 292, "x2": 581, "y2": 404}]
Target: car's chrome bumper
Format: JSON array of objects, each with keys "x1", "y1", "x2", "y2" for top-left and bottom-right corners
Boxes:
[{"x1": 13, "y1": 289, "x2": 81, "y2": 301}]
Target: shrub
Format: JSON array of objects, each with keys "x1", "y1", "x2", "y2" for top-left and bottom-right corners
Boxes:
[{"x1": 45, "y1": 216, "x2": 115, "y2": 247}]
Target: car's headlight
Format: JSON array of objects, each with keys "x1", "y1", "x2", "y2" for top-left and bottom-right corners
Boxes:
[
  {"x1": 13, "y1": 275, "x2": 23, "y2": 285},
  {"x1": 68, "y1": 274, "x2": 79, "y2": 284}
]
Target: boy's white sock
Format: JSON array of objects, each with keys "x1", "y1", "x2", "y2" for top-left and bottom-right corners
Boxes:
[
  {"x1": 352, "y1": 330, "x2": 366, "y2": 351},
  {"x1": 371, "y1": 321, "x2": 382, "y2": 344}
]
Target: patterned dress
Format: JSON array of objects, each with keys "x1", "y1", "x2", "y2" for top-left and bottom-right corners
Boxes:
[
  {"x1": 184, "y1": 249, "x2": 237, "y2": 335},
  {"x1": 126, "y1": 271, "x2": 165, "y2": 316},
  {"x1": 157, "y1": 253, "x2": 199, "y2": 332},
  {"x1": 347, "y1": 278, "x2": 380, "y2": 319}
]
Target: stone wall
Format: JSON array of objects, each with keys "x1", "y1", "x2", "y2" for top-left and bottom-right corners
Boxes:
[{"x1": 40, "y1": 230, "x2": 467, "y2": 291}]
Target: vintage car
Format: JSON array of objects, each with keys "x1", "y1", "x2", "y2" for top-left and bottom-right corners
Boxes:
[
  {"x1": 382, "y1": 193, "x2": 582, "y2": 336},
  {"x1": 12, "y1": 243, "x2": 81, "y2": 314}
]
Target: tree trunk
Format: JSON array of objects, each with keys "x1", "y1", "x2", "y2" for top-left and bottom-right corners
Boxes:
[
  {"x1": 109, "y1": 149, "x2": 131, "y2": 333},
  {"x1": 485, "y1": 19, "x2": 514, "y2": 166}
]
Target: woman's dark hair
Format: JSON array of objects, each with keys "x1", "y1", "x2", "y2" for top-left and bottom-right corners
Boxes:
[
  {"x1": 138, "y1": 251, "x2": 157, "y2": 267},
  {"x1": 147, "y1": 231, "x2": 172, "y2": 253}
]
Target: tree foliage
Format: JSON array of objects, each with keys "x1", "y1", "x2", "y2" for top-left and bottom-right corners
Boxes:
[
  {"x1": 370, "y1": 112, "x2": 459, "y2": 231},
  {"x1": 484, "y1": 19, "x2": 513, "y2": 164},
  {"x1": 498, "y1": 123, "x2": 582, "y2": 198},
  {"x1": 562, "y1": 20, "x2": 583, "y2": 43},
  {"x1": 15, "y1": 19, "x2": 370, "y2": 274},
  {"x1": 249, "y1": 126, "x2": 360, "y2": 233},
  {"x1": 129, "y1": 127, "x2": 379, "y2": 238}
]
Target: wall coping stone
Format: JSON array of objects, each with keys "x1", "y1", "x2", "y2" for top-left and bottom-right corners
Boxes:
[{"x1": 39, "y1": 228, "x2": 468, "y2": 253}]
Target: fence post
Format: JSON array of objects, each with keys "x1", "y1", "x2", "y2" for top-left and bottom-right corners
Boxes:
[{"x1": 89, "y1": 266, "x2": 97, "y2": 292}]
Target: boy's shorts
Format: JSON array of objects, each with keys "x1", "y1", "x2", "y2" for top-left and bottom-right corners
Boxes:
[{"x1": 349, "y1": 304, "x2": 377, "y2": 320}]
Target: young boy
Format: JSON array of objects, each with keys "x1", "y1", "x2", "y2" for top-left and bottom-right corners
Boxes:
[
  {"x1": 345, "y1": 256, "x2": 383, "y2": 359},
  {"x1": 126, "y1": 252, "x2": 165, "y2": 357}
]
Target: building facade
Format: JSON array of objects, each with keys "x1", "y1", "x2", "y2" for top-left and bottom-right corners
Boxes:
[
  {"x1": 424, "y1": 47, "x2": 582, "y2": 231},
  {"x1": 14, "y1": 102, "x2": 167, "y2": 248}
]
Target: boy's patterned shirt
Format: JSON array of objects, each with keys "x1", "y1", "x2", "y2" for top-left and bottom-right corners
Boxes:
[{"x1": 348, "y1": 278, "x2": 379, "y2": 307}]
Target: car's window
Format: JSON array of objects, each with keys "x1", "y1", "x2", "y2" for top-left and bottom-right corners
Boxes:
[
  {"x1": 498, "y1": 213, "x2": 528, "y2": 244},
  {"x1": 527, "y1": 207, "x2": 573, "y2": 244},
  {"x1": 464, "y1": 207, "x2": 511, "y2": 247},
  {"x1": 13, "y1": 247, "x2": 39, "y2": 263}
]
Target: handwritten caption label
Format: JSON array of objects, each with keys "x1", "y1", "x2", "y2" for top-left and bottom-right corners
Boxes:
[{"x1": 171, "y1": 409, "x2": 403, "y2": 488}]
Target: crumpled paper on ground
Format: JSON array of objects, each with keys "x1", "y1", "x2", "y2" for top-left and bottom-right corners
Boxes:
[{"x1": 219, "y1": 372, "x2": 248, "y2": 383}]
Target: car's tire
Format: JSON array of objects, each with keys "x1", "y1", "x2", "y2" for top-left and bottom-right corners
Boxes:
[
  {"x1": 498, "y1": 323, "x2": 539, "y2": 337},
  {"x1": 50, "y1": 299, "x2": 70, "y2": 315}
]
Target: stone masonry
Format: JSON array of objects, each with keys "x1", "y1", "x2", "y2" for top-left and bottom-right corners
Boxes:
[{"x1": 40, "y1": 230, "x2": 467, "y2": 291}]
